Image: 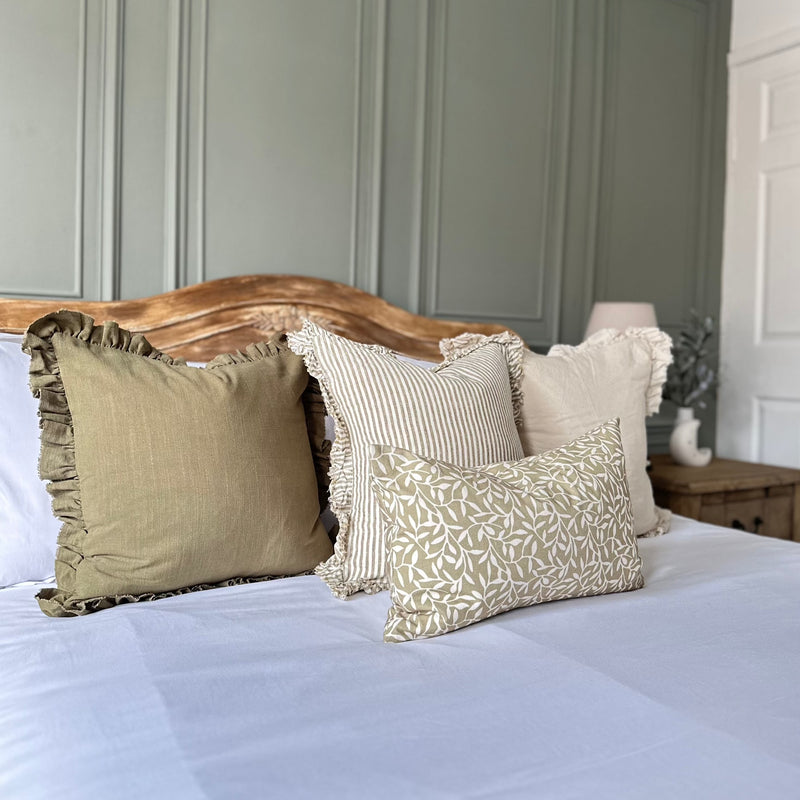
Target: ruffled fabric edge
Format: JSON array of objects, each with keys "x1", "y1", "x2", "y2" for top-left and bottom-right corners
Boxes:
[
  {"x1": 287, "y1": 321, "x2": 378, "y2": 597},
  {"x1": 437, "y1": 330, "x2": 526, "y2": 427},
  {"x1": 547, "y1": 328, "x2": 674, "y2": 537},
  {"x1": 36, "y1": 571, "x2": 312, "y2": 618},
  {"x1": 23, "y1": 311, "x2": 329, "y2": 617},
  {"x1": 639, "y1": 506, "x2": 672, "y2": 538},
  {"x1": 434, "y1": 331, "x2": 528, "y2": 427},
  {"x1": 549, "y1": 327, "x2": 673, "y2": 416},
  {"x1": 23, "y1": 311, "x2": 181, "y2": 616},
  {"x1": 438, "y1": 331, "x2": 485, "y2": 360},
  {"x1": 289, "y1": 321, "x2": 526, "y2": 598}
]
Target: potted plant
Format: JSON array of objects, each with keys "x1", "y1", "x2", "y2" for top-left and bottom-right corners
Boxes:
[{"x1": 663, "y1": 311, "x2": 716, "y2": 466}]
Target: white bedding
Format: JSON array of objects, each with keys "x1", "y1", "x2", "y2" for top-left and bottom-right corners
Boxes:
[{"x1": 2, "y1": 516, "x2": 799, "y2": 799}]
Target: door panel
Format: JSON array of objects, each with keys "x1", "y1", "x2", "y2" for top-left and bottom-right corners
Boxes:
[{"x1": 718, "y1": 44, "x2": 800, "y2": 467}]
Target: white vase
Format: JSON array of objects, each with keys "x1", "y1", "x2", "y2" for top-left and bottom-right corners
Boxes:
[{"x1": 669, "y1": 407, "x2": 713, "y2": 467}]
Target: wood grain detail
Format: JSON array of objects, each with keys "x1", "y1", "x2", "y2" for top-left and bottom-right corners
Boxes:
[
  {"x1": 794, "y1": 484, "x2": 800, "y2": 542},
  {"x1": 0, "y1": 274, "x2": 517, "y2": 362},
  {"x1": 649, "y1": 453, "x2": 800, "y2": 540}
]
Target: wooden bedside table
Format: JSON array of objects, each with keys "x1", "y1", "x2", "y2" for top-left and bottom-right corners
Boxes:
[{"x1": 648, "y1": 454, "x2": 800, "y2": 541}]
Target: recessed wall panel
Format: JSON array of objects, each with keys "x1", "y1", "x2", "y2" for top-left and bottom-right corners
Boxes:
[
  {"x1": 432, "y1": 0, "x2": 557, "y2": 324},
  {"x1": 119, "y1": 0, "x2": 169, "y2": 299},
  {"x1": 596, "y1": 0, "x2": 706, "y2": 325},
  {"x1": 202, "y1": 0, "x2": 359, "y2": 282},
  {"x1": 0, "y1": 0, "x2": 83, "y2": 296}
]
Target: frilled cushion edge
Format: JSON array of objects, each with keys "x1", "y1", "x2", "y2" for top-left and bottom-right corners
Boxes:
[
  {"x1": 638, "y1": 506, "x2": 673, "y2": 538},
  {"x1": 549, "y1": 327, "x2": 673, "y2": 416},
  {"x1": 434, "y1": 331, "x2": 525, "y2": 427},
  {"x1": 286, "y1": 322, "x2": 368, "y2": 598},
  {"x1": 23, "y1": 311, "x2": 330, "y2": 617},
  {"x1": 438, "y1": 331, "x2": 525, "y2": 427},
  {"x1": 36, "y1": 571, "x2": 313, "y2": 618}
]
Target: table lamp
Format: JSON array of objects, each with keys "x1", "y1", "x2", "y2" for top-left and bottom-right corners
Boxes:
[{"x1": 584, "y1": 302, "x2": 658, "y2": 340}]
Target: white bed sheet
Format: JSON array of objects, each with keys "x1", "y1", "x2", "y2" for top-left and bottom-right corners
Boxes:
[{"x1": 2, "y1": 516, "x2": 799, "y2": 799}]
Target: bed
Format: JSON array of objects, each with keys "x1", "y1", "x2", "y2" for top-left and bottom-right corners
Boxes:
[{"x1": 1, "y1": 276, "x2": 799, "y2": 799}]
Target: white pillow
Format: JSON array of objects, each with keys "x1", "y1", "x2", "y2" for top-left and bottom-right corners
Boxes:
[{"x1": 0, "y1": 334, "x2": 59, "y2": 586}]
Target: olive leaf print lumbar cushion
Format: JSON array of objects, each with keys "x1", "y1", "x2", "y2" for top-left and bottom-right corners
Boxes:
[{"x1": 370, "y1": 419, "x2": 643, "y2": 643}]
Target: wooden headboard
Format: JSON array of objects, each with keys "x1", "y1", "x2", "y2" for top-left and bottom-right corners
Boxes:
[{"x1": 0, "y1": 275, "x2": 516, "y2": 361}]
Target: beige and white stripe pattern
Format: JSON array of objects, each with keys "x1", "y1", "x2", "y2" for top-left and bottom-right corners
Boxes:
[{"x1": 288, "y1": 321, "x2": 524, "y2": 597}]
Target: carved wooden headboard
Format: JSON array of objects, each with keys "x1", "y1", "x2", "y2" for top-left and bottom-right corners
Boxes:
[{"x1": 0, "y1": 275, "x2": 516, "y2": 361}]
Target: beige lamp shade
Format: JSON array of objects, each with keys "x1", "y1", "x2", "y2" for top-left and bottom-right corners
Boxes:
[{"x1": 584, "y1": 302, "x2": 658, "y2": 340}]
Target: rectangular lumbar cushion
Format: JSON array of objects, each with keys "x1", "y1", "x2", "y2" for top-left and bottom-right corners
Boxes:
[
  {"x1": 24, "y1": 311, "x2": 333, "y2": 616},
  {"x1": 370, "y1": 419, "x2": 643, "y2": 642},
  {"x1": 287, "y1": 321, "x2": 525, "y2": 597}
]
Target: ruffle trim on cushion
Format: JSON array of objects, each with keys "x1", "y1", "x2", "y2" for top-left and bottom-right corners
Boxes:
[
  {"x1": 549, "y1": 327, "x2": 673, "y2": 417},
  {"x1": 23, "y1": 311, "x2": 181, "y2": 606},
  {"x1": 638, "y1": 506, "x2": 672, "y2": 538},
  {"x1": 437, "y1": 331, "x2": 526, "y2": 427},
  {"x1": 438, "y1": 331, "x2": 485, "y2": 359},
  {"x1": 36, "y1": 571, "x2": 311, "y2": 618},
  {"x1": 206, "y1": 337, "x2": 287, "y2": 367},
  {"x1": 287, "y1": 321, "x2": 363, "y2": 598},
  {"x1": 23, "y1": 312, "x2": 329, "y2": 615}
]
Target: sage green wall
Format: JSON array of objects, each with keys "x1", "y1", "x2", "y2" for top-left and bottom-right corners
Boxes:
[{"x1": 0, "y1": 0, "x2": 729, "y2": 449}]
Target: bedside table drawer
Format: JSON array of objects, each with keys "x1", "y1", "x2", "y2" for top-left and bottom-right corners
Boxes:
[
  {"x1": 648, "y1": 455, "x2": 800, "y2": 542},
  {"x1": 697, "y1": 486, "x2": 794, "y2": 539}
]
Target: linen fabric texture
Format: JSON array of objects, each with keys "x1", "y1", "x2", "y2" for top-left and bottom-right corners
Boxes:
[
  {"x1": 371, "y1": 419, "x2": 643, "y2": 642},
  {"x1": 287, "y1": 321, "x2": 525, "y2": 597},
  {"x1": 441, "y1": 328, "x2": 673, "y2": 537},
  {"x1": 0, "y1": 334, "x2": 60, "y2": 586},
  {"x1": 24, "y1": 311, "x2": 333, "y2": 616}
]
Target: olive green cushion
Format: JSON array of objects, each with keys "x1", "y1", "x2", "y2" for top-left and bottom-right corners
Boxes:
[
  {"x1": 371, "y1": 419, "x2": 643, "y2": 642},
  {"x1": 24, "y1": 311, "x2": 333, "y2": 617}
]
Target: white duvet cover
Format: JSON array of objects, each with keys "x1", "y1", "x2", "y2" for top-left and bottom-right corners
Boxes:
[{"x1": 2, "y1": 516, "x2": 799, "y2": 799}]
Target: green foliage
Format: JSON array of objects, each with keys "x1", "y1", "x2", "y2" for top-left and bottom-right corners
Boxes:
[{"x1": 663, "y1": 310, "x2": 716, "y2": 409}]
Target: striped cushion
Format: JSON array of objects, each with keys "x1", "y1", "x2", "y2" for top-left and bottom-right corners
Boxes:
[{"x1": 288, "y1": 321, "x2": 524, "y2": 597}]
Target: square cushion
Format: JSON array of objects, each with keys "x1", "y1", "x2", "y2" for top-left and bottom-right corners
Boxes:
[
  {"x1": 371, "y1": 419, "x2": 643, "y2": 642},
  {"x1": 442, "y1": 328, "x2": 672, "y2": 536},
  {"x1": 24, "y1": 311, "x2": 333, "y2": 616},
  {"x1": 288, "y1": 321, "x2": 525, "y2": 597},
  {"x1": 0, "y1": 333, "x2": 60, "y2": 586}
]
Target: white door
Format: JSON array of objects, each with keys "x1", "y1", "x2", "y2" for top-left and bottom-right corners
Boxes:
[{"x1": 718, "y1": 42, "x2": 800, "y2": 467}]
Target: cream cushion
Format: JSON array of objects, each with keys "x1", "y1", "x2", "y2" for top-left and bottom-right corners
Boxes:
[{"x1": 441, "y1": 328, "x2": 672, "y2": 537}]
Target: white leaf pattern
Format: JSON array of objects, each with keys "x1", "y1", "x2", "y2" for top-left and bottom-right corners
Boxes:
[{"x1": 370, "y1": 419, "x2": 643, "y2": 642}]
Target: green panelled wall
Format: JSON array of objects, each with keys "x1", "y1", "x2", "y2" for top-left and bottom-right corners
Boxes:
[{"x1": 0, "y1": 0, "x2": 730, "y2": 449}]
